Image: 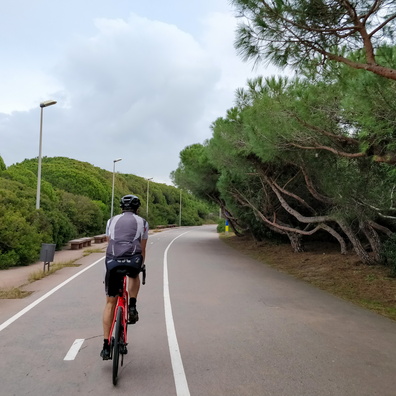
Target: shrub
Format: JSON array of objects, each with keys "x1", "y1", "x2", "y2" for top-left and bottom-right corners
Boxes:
[
  {"x1": 217, "y1": 218, "x2": 226, "y2": 233},
  {"x1": 0, "y1": 209, "x2": 42, "y2": 268},
  {"x1": 381, "y1": 234, "x2": 396, "y2": 277}
]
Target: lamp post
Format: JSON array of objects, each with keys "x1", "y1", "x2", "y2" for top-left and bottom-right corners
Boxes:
[
  {"x1": 146, "y1": 178, "x2": 153, "y2": 218},
  {"x1": 179, "y1": 189, "x2": 182, "y2": 227},
  {"x1": 111, "y1": 158, "x2": 122, "y2": 218},
  {"x1": 36, "y1": 100, "x2": 57, "y2": 210}
]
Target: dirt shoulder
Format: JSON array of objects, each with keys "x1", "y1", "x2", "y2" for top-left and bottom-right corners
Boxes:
[
  {"x1": 0, "y1": 230, "x2": 161, "y2": 293},
  {"x1": 221, "y1": 234, "x2": 396, "y2": 321},
  {"x1": 0, "y1": 243, "x2": 108, "y2": 292}
]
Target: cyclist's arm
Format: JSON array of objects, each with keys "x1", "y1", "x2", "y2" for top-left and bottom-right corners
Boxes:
[
  {"x1": 141, "y1": 238, "x2": 148, "y2": 264},
  {"x1": 105, "y1": 219, "x2": 111, "y2": 237}
]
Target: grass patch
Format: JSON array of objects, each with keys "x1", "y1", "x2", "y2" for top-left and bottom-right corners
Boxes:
[
  {"x1": 1, "y1": 249, "x2": 102, "y2": 300},
  {"x1": 28, "y1": 261, "x2": 80, "y2": 282},
  {"x1": 83, "y1": 248, "x2": 105, "y2": 256},
  {"x1": 220, "y1": 234, "x2": 396, "y2": 321},
  {"x1": 0, "y1": 287, "x2": 33, "y2": 299}
]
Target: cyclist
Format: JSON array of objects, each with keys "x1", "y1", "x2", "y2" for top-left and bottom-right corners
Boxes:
[{"x1": 100, "y1": 194, "x2": 149, "y2": 360}]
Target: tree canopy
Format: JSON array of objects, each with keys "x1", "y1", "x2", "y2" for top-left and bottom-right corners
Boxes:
[
  {"x1": 232, "y1": 0, "x2": 396, "y2": 79},
  {"x1": 173, "y1": 62, "x2": 396, "y2": 268}
]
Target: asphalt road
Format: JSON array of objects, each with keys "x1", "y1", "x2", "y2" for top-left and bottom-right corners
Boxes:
[{"x1": 0, "y1": 225, "x2": 395, "y2": 396}]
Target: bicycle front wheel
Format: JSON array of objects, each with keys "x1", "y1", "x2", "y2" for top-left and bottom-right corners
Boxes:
[{"x1": 112, "y1": 306, "x2": 123, "y2": 386}]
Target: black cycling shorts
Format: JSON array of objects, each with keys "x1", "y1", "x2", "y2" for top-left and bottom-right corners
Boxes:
[{"x1": 104, "y1": 254, "x2": 143, "y2": 297}]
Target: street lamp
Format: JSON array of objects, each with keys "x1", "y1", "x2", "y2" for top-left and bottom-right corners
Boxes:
[
  {"x1": 111, "y1": 158, "x2": 122, "y2": 218},
  {"x1": 146, "y1": 178, "x2": 153, "y2": 218},
  {"x1": 36, "y1": 100, "x2": 57, "y2": 210},
  {"x1": 179, "y1": 189, "x2": 182, "y2": 227}
]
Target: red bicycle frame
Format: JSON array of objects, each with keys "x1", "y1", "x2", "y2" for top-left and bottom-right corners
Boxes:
[
  {"x1": 108, "y1": 275, "x2": 128, "y2": 353},
  {"x1": 108, "y1": 266, "x2": 145, "y2": 385}
]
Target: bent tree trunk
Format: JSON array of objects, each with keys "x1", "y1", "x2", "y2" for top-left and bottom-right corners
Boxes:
[
  {"x1": 227, "y1": 216, "x2": 244, "y2": 237},
  {"x1": 360, "y1": 220, "x2": 382, "y2": 263},
  {"x1": 321, "y1": 223, "x2": 347, "y2": 254},
  {"x1": 287, "y1": 232, "x2": 304, "y2": 252},
  {"x1": 220, "y1": 204, "x2": 244, "y2": 237},
  {"x1": 338, "y1": 220, "x2": 377, "y2": 265}
]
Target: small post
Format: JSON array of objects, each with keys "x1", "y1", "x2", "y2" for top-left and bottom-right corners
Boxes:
[{"x1": 225, "y1": 219, "x2": 229, "y2": 235}]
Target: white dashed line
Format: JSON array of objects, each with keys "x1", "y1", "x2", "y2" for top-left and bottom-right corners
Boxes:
[{"x1": 64, "y1": 339, "x2": 85, "y2": 360}]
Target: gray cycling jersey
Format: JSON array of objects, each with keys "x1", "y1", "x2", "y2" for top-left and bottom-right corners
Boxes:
[{"x1": 105, "y1": 212, "x2": 149, "y2": 259}]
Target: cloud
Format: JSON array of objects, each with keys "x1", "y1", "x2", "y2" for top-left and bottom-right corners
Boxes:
[
  {"x1": 0, "y1": 68, "x2": 62, "y2": 114},
  {"x1": 0, "y1": 10, "x2": 271, "y2": 185}
]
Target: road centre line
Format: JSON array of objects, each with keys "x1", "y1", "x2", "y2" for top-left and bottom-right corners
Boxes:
[
  {"x1": 164, "y1": 231, "x2": 191, "y2": 396},
  {"x1": 64, "y1": 339, "x2": 85, "y2": 361},
  {"x1": 0, "y1": 257, "x2": 104, "y2": 333}
]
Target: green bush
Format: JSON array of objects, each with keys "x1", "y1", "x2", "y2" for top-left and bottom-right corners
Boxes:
[
  {"x1": 217, "y1": 218, "x2": 226, "y2": 233},
  {"x1": 0, "y1": 156, "x2": 211, "y2": 268},
  {"x1": 58, "y1": 191, "x2": 105, "y2": 236},
  {"x1": 0, "y1": 155, "x2": 6, "y2": 171},
  {"x1": 381, "y1": 234, "x2": 396, "y2": 277},
  {"x1": 0, "y1": 251, "x2": 18, "y2": 269},
  {"x1": 44, "y1": 210, "x2": 77, "y2": 249},
  {"x1": 0, "y1": 209, "x2": 42, "y2": 268}
]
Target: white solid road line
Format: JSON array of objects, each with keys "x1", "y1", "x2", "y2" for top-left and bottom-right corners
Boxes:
[
  {"x1": 64, "y1": 339, "x2": 85, "y2": 361},
  {"x1": 0, "y1": 257, "x2": 105, "y2": 332},
  {"x1": 164, "y1": 231, "x2": 191, "y2": 396}
]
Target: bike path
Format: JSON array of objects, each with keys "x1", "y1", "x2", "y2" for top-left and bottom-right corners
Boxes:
[
  {"x1": 168, "y1": 226, "x2": 396, "y2": 396},
  {"x1": 0, "y1": 228, "x2": 188, "y2": 396},
  {"x1": 0, "y1": 225, "x2": 395, "y2": 396}
]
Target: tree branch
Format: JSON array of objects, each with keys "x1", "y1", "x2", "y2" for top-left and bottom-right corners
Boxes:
[
  {"x1": 289, "y1": 143, "x2": 366, "y2": 158},
  {"x1": 368, "y1": 13, "x2": 396, "y2": 38},
  {"x1": 271, "y1": 179, "x2": 316, "y2": 214},
  {"x1": 263, "y1": 173, "x2": 333, "y2": 223},
  {"x1": 288, "y1": 112, "x2": 360, "y2": 147},
  {"x1": 299, "y1": 166, "x2": 334, "y2": 205}
]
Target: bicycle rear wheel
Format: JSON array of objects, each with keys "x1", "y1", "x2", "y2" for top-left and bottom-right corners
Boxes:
[{"x1": 112, "y1": 306, "x2": 123, "y2": 386}]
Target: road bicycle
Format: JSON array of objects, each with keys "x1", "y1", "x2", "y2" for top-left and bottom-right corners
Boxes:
[{"x1": 108, "y1": 264, "x2": 146, "y2": 386}]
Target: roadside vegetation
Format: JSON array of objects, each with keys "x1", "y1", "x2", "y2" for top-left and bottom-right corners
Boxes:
[
  {"x1": 0, "y1": 157, "x2": 215, "y2": 269},
  {"x1": 0, "y1": 260, "x2": 82, "y2": 299},
  {"x1": 83, "y1": 248, "x2": 105, "y2": 257},
  {"x1": 28, "y1": 260, "x2": 81, "y2": 282},
  {"x1": 0, "y1": 288, "x2": 33, "y2": 299}
]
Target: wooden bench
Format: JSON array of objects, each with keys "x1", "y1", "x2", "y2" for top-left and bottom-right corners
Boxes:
[
  {"x1": 81, "y1": 237, "x2": 93, "y2": 247},
  {"x1": 69, "y1": 237, "x2": 93, "y2": 250},
  {"x1": 94, "y1": 234, "x2": 107, "y2": 243},
  {"x1": 69, "y1": 239, "x2": 85, "y2": 250}
]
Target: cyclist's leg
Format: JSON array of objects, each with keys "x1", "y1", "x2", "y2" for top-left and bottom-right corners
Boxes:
[
  {"x1": 127, "y1": 275, "x2": 140, "y2": 324},
  {"x1": 103, "y1": 296, "x2": 117, "y2": 339},
  {"x1": 128, "y1": 275, "x2": 140, "y2": 299},
  {"x1": 125, "y1": 254, "x2": 143, "y2": 324},
  {"x1": 103, "y1": 259, "x2": 121, "y2": 337},
  {"x1": 126, "y1": 254, "x2": 143, "y2": 298},
  {"x1": 101, "y1": 259, "x2": 122, "y2": 359},
  {"x1": 101, "y1": 295, "x2": 117, "y2": 360}
]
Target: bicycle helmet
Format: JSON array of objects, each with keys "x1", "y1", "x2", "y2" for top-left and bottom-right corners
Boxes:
[{"x1": 120, "y1": 195, "x2": 141, "y2": 211}]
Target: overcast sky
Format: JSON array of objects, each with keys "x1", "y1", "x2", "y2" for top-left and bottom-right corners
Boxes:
[{"x1": 0, "y1": 0, "x2": 283, "y2": 185}]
